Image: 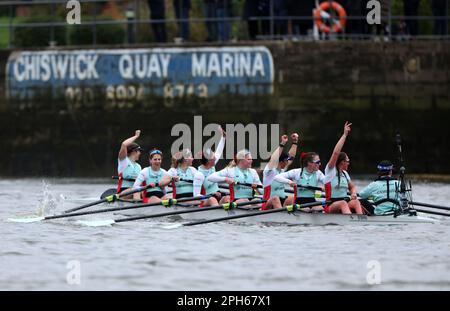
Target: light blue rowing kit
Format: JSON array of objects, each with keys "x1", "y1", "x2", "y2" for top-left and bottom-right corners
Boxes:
[
  {"x1": 117, "y1": 156, "x2": 141, "y2": 189},
  {"x1": 359, "y1": 177, "x2": 400, "y2": 215}
]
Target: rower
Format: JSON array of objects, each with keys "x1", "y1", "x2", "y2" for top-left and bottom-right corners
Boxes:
[
  {"x1": 117, "y1": 130, "x2": 143, "y2": 198},
  {"x1": 359, "y1": 160, "x2": 400, "y2": 215},
  {"x1": 323, "y1": 122, "x2": 363, "y2": 214},
  {"x1": 262, "y1": 133, "x2": 298, "y2": 209},
  {"x1": 274, "y1": 151, "x2": 326, "y2": 211},
  {"x1": 168, "y1": 149, "x2": 198, "y2": 199},
  {"x1": 193, "y1": 126, "x2": 227, "y2": 206},
  {"x1": 130, "y1": 149, "x2": 173, "y2": 203},
  {"x1": 207, "y1": 149, "x2": 262, "y2": 204}
]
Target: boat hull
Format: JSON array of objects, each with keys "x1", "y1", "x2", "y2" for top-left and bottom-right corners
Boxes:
[{"x1": 96, "y1": 201, "x2": 436, "y2": 226}]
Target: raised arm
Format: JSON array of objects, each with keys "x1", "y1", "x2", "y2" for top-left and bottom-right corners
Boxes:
[
  {"x1": 267, "y1": 135, "x2": 288, "y2": 170},
  {"x1": 118, "y1": 130, "x2": 141, "y2": 160},
  {"x1": 327, "y1": 122, "x2": 351, "y2": 169},
  {"x1": 214, "y1": 126, "x2": 226, "y2": 165},
  {"x1": 286, "y1": 132, "x2": 299, "y2": 170}
]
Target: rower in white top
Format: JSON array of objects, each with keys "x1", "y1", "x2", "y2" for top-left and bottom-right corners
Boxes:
[
  {"x1": 274, "y1": 151, "x2": 327, "y2": 212},
  {"x1": 131, "y1": 149, "x2": 173, "y2": 204},
  {"x1": 117, "y1": 130, "x2": 143, "y2": 198},
  {"x1": 193, "y1": 126, "x2": 227, "y2": 207},
  {"x1": 262, "y1": 133, "x2": 299, "y2": 209},
  {"x1": 207, "y1": 149, "x2": 262, "y2": 205},
  {"x1": 323, "y1": 122, "x2": 363, "y2": 214},
  {"x1": 168, "y1": 148, "x2": 198, "y2": 202}
]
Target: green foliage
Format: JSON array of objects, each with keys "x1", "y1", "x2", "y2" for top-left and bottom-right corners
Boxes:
[
  {"x1": 0, "y1": 6, "x2": 10, "y2": 17},
  {"x1": 13, "y1": 16, "x2": 66, "y2": 48},
  {"x1": 0, "y1": 17, "x2": 11, "y2": 48},
  {"x1": 69, "y1": 17, "x2": 126, "y2": 45}
]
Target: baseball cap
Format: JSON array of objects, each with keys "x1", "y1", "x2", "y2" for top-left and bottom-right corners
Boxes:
[
  {"x1": 127, "y1": 143, "x2": 143, "y2": 153},
  {"x1": 377, "y1": 160, "x2": 394, "y2": 171}
]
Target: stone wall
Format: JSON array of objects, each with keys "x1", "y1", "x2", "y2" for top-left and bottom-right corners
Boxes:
[{"x1": 0, "y1": 41, "x2": 449, "y2": 176}]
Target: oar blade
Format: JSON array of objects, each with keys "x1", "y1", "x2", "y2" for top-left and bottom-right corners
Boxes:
[
  {"x1": 7, "y1": 216, "x2": 45, "y2": 223},
  {"x1": 162, "y1": 223, "x2": 184, "y2": 230},
  {"x1": 76, "y1": 219, "x2": 116, "y2": 227},
  {"x1": 100, "y1": 188, "x2": 117, "y2": 199}
]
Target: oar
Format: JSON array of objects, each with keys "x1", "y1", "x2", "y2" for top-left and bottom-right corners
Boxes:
[
  {"x1": 100, "y1": 188, "x2": 117, "y2": 199},
  {"x1": 168, "y1": 200, "x2": 328, "y2": 228},
  {"x1": 231, "y1": 181, "x2": 321, "y2": 192},
  {"x1": 232, "y1": 181, "x2": 263, "y2": 189},
  {"x1": 409, "y1": 201, "x2": 450, "y2": 212},
  {"x1": 114, "y1": 176, "x2": 194, "y2": 186},
  {"x1": 414, "y1": 208, "x2": 450, "y2": 217},
  {"x1": 7, "y1": 195, "x2": 211, "y2": 223},
  {"x1": 101, "y1": 176, "x2": 136, "y2": 199},
  {"x1": 221, "y1": 181, "x2": 322, "y2": 194},
  {"x1": 106, "y1": 176, "x2": 138, "y2": 199},
  {"x1": 78, "y1": 199, "x2": 267, "y2": 227},
  {"x1": 63, "y1": 184, "x2": 154, "y2": 214}
]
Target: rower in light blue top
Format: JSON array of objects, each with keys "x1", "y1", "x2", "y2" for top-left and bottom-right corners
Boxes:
[
  {"x1": 323, "y1": 122, "x2": 363, "y2": 215},
  {"x1": 117, "y1": 130, "x2": 143, "y2": 197},
  {"x1": 208, "y1": 149, "x2": 262, "y2": 205},
  {"x1": 131, "y1": 149, "x2": 173, "y2": 204},
  {"x1": 359, "y1": 160, "x2": 400, "y2": 215},
  {"x1": 275, "y1": 152, "x2": 326, "y2": 209},
  {"x1": 262, "y1": 133, "x2": 299, "y2": 209},
  {"x1": 168, "y1": 149, "x2": 198, "y2": 199},
  {"x1": 193, "y1": 126, "x2": 227, "y2": 207}
]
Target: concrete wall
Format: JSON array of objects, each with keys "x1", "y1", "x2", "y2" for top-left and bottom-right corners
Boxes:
[{"x1": 0, "y1": 41, "x2": 449, "y2": 176}]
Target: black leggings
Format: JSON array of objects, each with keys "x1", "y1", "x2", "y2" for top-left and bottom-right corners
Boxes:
[{"x1": 295, "y1": 197, "x2": 316, "y2": 205}]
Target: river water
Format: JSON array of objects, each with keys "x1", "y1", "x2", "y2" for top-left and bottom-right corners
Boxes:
[{"x1": 1, "y1": 178, "x2": 450, "y2": 291}]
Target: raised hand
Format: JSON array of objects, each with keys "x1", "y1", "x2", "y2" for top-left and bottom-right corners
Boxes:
[
  {"x1": 281, "y1": 135, "x2": 288, "y2": 145},
  {"x1": 135, "y1": 130, "x2": 141, "y2": 137},
  {"x1": 343, "y1": 122, "x2": 352, "y2": 136}
]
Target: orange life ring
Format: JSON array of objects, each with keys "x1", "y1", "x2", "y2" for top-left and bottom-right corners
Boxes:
[{"x1": 314, "y1": 1, "x2": 347, "y2": 33}]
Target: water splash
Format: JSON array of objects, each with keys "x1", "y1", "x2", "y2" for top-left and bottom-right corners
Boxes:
[{"x1": 35, "y1": 180, "x2": 64, "y2": 216}]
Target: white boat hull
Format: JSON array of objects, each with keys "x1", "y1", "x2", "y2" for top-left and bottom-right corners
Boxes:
[{"x1": 94, "y1": 201, "x2": 436, "y2": 226}]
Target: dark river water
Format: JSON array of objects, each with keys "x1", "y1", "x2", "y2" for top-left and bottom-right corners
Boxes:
[{"x1": 1, "y1": 178, "x2": 450, "y2": 290}]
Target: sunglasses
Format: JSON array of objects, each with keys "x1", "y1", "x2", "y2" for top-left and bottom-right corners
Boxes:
[{"x1": 311, "y1": 160, "x2": 321, "y2": 165}]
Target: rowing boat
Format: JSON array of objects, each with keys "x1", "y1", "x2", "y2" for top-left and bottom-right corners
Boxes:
[{"x1": 85, "y1": 200, "x2": 436, "y2": 226}]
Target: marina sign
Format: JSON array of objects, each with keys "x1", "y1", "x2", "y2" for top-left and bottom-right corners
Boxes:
[{"x1": 6, "y1": 47, "x2": 274, "y2": 106}]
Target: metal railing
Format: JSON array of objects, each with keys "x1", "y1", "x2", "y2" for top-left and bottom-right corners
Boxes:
[{"x1": 0, "y1": 0, "x2": 449, "y2": 48}]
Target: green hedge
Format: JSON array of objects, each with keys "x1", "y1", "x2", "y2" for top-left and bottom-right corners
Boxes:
[
  {"x1": 69, "y1": 17, "x2": 125, "y2": 45},
  {"x1": 13, "y1": 16, "x2": 66, "y2": 47},
  {"x1": 12, "y1": 16, "x2": 125, "y2": 48}
]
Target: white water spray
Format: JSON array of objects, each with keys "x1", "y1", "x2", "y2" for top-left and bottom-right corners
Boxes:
[{"x1": 35, "y1": 180, "x2": 64, "y2": 216}]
